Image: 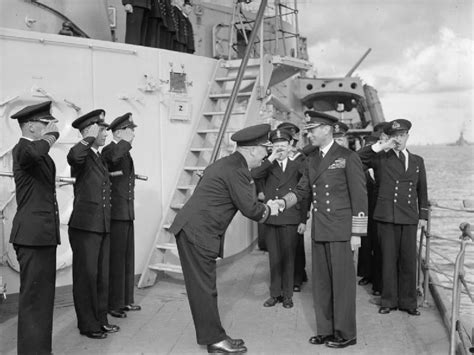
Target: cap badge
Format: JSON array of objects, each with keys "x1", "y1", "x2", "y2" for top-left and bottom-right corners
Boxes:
[
  {"x1": 334, "y1": 124, "x2": 340, "y2": 133},
  {"x1": 100, "y1": 112, "x2": 105, "y2": 120},
  {"x1": 305, "y1": 114, "x2": 311, "y2": 122},
  {"x1": 129, "y1": 116, "x2": 134, "y2": 123},
  {"x1": 392, "y1": 121, "x2": 400, "y2": 129},
  {"x1": 276, "y1": 130, "x2": 281, "y2": 138}
]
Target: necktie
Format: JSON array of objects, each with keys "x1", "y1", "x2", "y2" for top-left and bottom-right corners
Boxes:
[
  {"x1": 279, "y1": 161, "x2": 284, "y2": 172},
  {"x1": 399, "y1": 152, "x2": 406, "y2": 170},
  {"x1": 319, "y1": 150, "x2": 324, "y2": 159}
]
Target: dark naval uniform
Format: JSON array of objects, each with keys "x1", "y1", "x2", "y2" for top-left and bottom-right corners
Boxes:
[
  {"x1": 358, "y1": 119, "x2": 428, "y2": 311},
  {"x1": 102, "y1": 113, "x2": 139, "y2": 314},
  {"x1": 67, "y1": 110, "x2": 112, "y2": 336},
  {"x1": 282, "y1": 112, "x2": 367, "y2": 344},
  {"x1": 123, "y1": 0, "x2": 152, "y2": 46},
  {"x1": 10, "y1": 101, "x2": 60, "y2": 355},
  {"x1": 277, "y1": 122, "x2": 309, "y2": 289},
  {"x1": 169, "y1": 124, "x2": 272, "y2": 348},
  {"x1": 251, "y1": 129, "x2": 308, "y2": 304}
]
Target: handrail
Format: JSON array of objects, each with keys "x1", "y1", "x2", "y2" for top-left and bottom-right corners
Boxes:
[
  {"x1": 209, "y1": 0, "x2": 268, "y2": 164},
  {"x1": 449, "y1": 222, "x2": 472, "y2": 355},
  {"x1": 417, "y1": 201, "x2": 473, "y2": 354}
]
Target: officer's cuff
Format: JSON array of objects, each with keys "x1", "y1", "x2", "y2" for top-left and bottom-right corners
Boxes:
[{"x1": 352, "y1": 212, "x2": 368, "y2": 236}]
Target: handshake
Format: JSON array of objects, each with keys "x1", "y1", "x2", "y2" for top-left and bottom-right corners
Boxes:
[{"x1": 266, "y1": 199, "x2": 286, "y2": 216}]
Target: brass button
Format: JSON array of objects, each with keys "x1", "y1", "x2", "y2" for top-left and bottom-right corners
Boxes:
[
  {"x1": 394, "y1": 199, "x2": 397, "y2": 203},
  {"x1": 326, "y1": 192, "x2": 329, "y2": 196},
  {"x1": 314, "y1": 208, "x2": 318, "y2": 212},
  {"x1": 326, "y1": 208, "x2": 331, "y2": 212},
  {"x1": 326, "y1": 200, "x2": 330, "y2": 204},
  {"x1": 325, "y1": 184, "x2": 329, "y2": 188}
]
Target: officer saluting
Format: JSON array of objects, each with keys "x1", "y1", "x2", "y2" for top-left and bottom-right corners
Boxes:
[
  {"x1": 10, "y1": 101, "x2": 60, "y2": 355},
  {"x1": 67, "y1": 110, "x2": 119, "y2": 339},
  {"x1": 169, "y1": 124, "x2": 279, "y2": 354},
  {"x1": 358, "y1": 119, "x2": 428, "y2": 316},
  {"x1": 102, "y1": 113, "x2": 141, "y2": 318}
]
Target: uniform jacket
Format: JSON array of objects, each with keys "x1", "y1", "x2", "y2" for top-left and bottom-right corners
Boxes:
[
  {"x1": 67, "y1": 137, "x2": 111, "y2": 233},
  {"x1": 10, "y1": 138, "x2": 60, "y2": 246},
  {"x1": 102, "y1": 140, "x2": 135, "y2": 221},
  {"x1": 358, "y1": 146, "x2": 428, "y2": 224},
  {"x1": 170, "y1": 151, "x2": 270, "y2": 257},
  {"x1": 294, "y1": 142, "x2": 368, "y2": 242},
  {"x1": 122, "y1": 0, "x2": 152, "y2": 9},
  {"x1": 251, "y1": 158, "x2": 309, "y2": 225}
]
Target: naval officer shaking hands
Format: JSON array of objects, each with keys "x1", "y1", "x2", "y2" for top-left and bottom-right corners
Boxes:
[{"x1": 169, "y1": 124, "x2": 280, "y2": 354}]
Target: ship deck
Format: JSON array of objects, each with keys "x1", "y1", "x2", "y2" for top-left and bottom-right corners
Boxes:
[{"x1": 1, "y1": 236, "x2": 449, "y2": 355}]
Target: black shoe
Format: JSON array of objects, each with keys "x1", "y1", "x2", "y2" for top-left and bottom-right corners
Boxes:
[
  {"x1": 372, "y1": 290, "x2": 381, "y2": 296},
  {"x1": 263, "y1": 296, "x2": 282, "y2": 307},
  {"x1": 358, "y1": 277, "x2": 370, "y2": 286},
  {"x1": 101, "y1": 324, "x2": 120, "y2": 333},
  {"x1": 121, "y1": 304, "x2": 141, "y2": 311},
  {"x1": 109, "y1": 309, "x2": 127, "y2": 318},
  {"x1": 282, "y1": 297, "x2": 293, "y2": 308},
  {"x1": 293, "y1": 285, "x2": 301, "y2": 292},
  {"x1": 309, "y1": 335, "x2": 334, "y2": 345},
  {"x1": 80, "y1": 330, "x2": 107, "y2": 339},
  {"x1": 400, "y1": 308, "x2": 420, "y2": 316},
  {"x1": 325, "y1": 336, "x2": 357, "y2": 348},
  {"x1": 226, "y1": 336, "x2": 245, "y2": 346},
  {"x1": 378, "y1": 306, "x2": 397, "y2": 314},
  {"x1": 207, "y1": 339, "x2": 247, "y2": 353}
]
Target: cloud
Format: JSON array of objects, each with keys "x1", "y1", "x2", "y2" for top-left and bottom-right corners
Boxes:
[{"x1": 359, "y1": 28, "x2": 473, "y2": 93}]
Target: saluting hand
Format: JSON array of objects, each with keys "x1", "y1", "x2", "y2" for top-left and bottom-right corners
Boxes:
[
  {"x1": 84, "y1": 123, "x2": 100, "y2": 139},
  {"x1": 42, "y1": 121, "x2": 59, "y2": 136},
  {"x1": 121, "y1": 129, "x2": 135, "y2": 143}
]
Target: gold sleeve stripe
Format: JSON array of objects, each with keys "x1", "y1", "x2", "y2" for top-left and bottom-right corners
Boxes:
[
  {"x1": 80, "y1": 139, "x2": 89, "y2": 146},
  {"x1": 41, "y1": 135, "x2": 56, "y2": 147},
  {"x1": 352, "y1": 213, "x2": 368, "y2": 236}
]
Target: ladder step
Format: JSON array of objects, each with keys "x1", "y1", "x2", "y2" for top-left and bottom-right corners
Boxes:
[
  {"x1": 190, "y1": 147, "x2": 213, "y2": 152},
  {"x1": 176, "y1": 185, "x2": 196, "y2": 190},
  {"x1": 184, "y1": 166, "x2": 206, "y2": 171},
  {"x1": 197, "y1": 128, "x2": 238, "y2": 134},
  {"x1": 149, "y1": 262, "x2": 182, "y2": 274},
  {"x1": 202, "y1": 111, "x2": 246, "y2": 116},
  {"x1": 209, "y1": 92, "x2": 252, "y2": 99},
  {"x1": 170, "y1": 203, "x2": 184, "y2": 210},
  {"x1": 215, "y1": 75, "x2": 257, "y2": 82},
  {"x1": 224, "y1": 59, "x2": 260, "y2": 69},
  {"x1": 156, "y1": 242, "x2": 177, "y2": 250}
]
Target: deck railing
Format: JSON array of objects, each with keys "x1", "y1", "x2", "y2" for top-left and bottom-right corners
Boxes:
[{"x1": 417, "y1": 201, "x2": 473, "y2": 355}]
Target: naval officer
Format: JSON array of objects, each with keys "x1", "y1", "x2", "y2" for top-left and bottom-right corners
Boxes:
[
  {"x1": 272, "y1": 111, "x2": 368, "y2": 349},
  {"x1": 276, "y1": 122, "x2": 309, "y2": 291},
  {"x1": 10, "y1": 101, "x2": 61, "y2": 355},
  {"x1": 251, "y1": 129, "x2": 309, "y2": 308},
  {"x1": 102, "y1": 113, "x2": 141, "y2": 318},
  {"x1": 67, "y1": 110, "x2": 119, "y2": 339},
  {"x1": 358, "y1": 119, "x2": 428, "y2": 316},
  {"x1": 169, "y1": 124, "x2": 280, "y2": 354}
]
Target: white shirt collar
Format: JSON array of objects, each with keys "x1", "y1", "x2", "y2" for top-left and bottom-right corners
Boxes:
[
  {"x1": 320, "y1": 139, "x2": 334, "y2": 157},
  {"x1": 91, "y1": 147, "x2": 100, "y2": 155},
  {"x1": 277, "y1": 157, "x2": 288, "y2": 171},
  {"x1": 21, "y1": 136, "x2": 33, "y2": 141}
]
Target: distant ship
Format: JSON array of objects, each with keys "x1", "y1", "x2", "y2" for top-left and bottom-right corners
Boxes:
[{"x1": 448, "y1": 130, "x2": 473, "y2": 146}]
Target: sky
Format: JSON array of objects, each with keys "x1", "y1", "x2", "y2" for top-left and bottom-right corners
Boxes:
[{"x1": 296, "y1": 0, "x2": 473, "y2": 145}]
